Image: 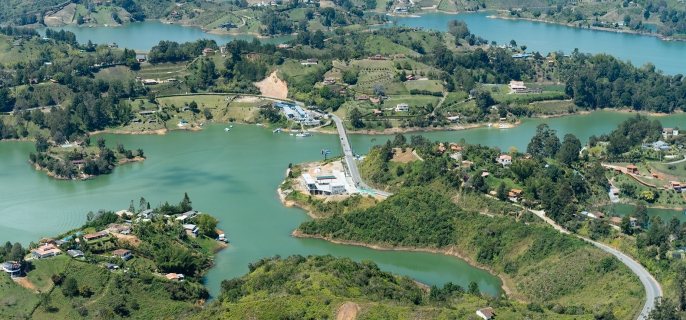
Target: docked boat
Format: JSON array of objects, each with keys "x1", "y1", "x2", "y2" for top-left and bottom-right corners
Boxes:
[
  {"x1": 224, "y1": 127, "x2": 230, "y2": 132},
  {"x1": 273, "y1": 128, "x2": 282, "y2": 133},
  {"x1": 295, "y1": 132, "x2": 311, "y2": 137}
]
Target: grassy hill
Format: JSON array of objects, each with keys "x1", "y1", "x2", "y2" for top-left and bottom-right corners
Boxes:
[{"x1": 298, "y1": 187, "x2": 644, "y2": 319}]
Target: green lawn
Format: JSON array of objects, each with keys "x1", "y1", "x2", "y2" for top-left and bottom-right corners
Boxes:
[{"x1": 0, "y1": 275, "x2": 39, "y2": 319}]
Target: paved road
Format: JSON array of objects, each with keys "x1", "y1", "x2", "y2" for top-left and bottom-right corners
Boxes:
[
  {"x1": 526, "y1": 208, "x2": 662, "y2": 319},
  {"x1": 330, "y1": 114, "x2": 391, "y2": 198}
]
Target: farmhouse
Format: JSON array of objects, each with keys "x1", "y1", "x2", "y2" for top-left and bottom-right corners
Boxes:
[
  {"x1": 166, "y1": 273, "x2": 185, "y2": 281},
  {"x1": 202, "y1": 48, "x2": 215, "y2": 56},
  {"x1": 476, "y1": 307, "x2": 495, "y2": 320},
  {"x1": 663, "y1": 128, "x2": 679, "y2": 138},
  {"x1": 509, "y1": 80, "x2": 527, "y2": 93},
  {"x1": 83, "y1": 231, "x2": 108, "y2": 242},
  {"x1": 626, "y1": 164, "x2": 639, "y2": 174}
]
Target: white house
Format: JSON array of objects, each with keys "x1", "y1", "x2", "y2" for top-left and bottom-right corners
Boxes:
[
  {"x1": 1, "y1": 261, "x2": 21, "y2": 278},
  {"x1": 476, "y1": 307, "x2": 495, "y2": 320},
  {"x1": 509, "y1": 80, "x2": 527, "y2": 93},
  {"x1": 663, "y1": 128, "x2": 679, "y2": 138},
  {"x1": 395, "y1": 103, "x2": 409, "y2": 112},
  {"x1": 497, "y1": 154, "x2": 512, "y2": 166}
]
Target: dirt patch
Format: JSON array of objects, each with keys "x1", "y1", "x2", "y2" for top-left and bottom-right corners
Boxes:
[
  {"x1": 391, "y1": 148, "x2": 420, "y2": 163},
  {"x1": 254, "y1": 71, "x2": 288, "y2": 100},
  {"x1": 13, "y1": 277, "x2": 38, "y2": 292},
  {"x1": 111, "y1": 233, "x2": 142, "y2": 247},
  {"x1": 44, "y1": 3, "x2": 77, "y2": 27},
  {"x1": 234, "y1": 96, "x2": 262, "y2": 103},
  {"x1": 336, "y1": 302, "x2": 360, "y2": 320}
]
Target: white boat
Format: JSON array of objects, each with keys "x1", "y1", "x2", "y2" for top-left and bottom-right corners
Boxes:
[
  {"x1": 295, "y1": 132, "x2": 311, "y2": 137},
  {"x1": 487, "y1": 123, "x2": 493, "y2": 127},
  {"x1": 273, "y1": 128, "x2": 282, "y2": 133},
  {"x1": 499, "y1": 123, "x2": 507, "y2": 129},
  {"x1": 229, "y1": 125, "x2": 233, "y2": 128},
  {"x1": 224, "y1": 128, "x2": 230, "y2": 132}
]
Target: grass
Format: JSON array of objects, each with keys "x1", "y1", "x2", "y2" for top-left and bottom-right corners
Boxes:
[
  {"x1": 137, "y1": 62, "x2": 190, "y2": 80},
  {"x1": 0, "y1": 274, "x2": 39, "y2": 319},
  {"x1": 404, "y1": 80, "x2": 444, "y2": 94},
  {"x1": 27, "y1": 255, "x2": 71, "y2": 293}
]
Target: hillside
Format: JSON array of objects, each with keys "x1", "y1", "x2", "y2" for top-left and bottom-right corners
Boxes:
[
  {"x1": 196, "y1": 255, "x2": 564, "y2": 319},
  {"x1": 298, "y1": 187, "x2": 645, "y2": 319}
]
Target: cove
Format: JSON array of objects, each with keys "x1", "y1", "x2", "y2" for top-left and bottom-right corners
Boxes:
[
  {"x1": 1, "y1": 111, "x2": 685, "y2": 297},
  {"x1": 40, "y1": 21, "x2": 293, "y2": 51},
  {"x1": 390, "y1": 12, "x2": 686, "y2": 75}
]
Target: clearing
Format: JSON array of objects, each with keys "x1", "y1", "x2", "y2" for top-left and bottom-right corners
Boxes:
[
  {"x1": 254, "y1": 71, "x2": 288, "y2": 100},
  {"x1": 335, "y1": 302, "x2": 360, "y2": 320}
]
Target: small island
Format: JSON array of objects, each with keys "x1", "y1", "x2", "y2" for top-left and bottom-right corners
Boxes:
[{"x1": 29, "y1": 136, "x2": 145, "y2": 180}]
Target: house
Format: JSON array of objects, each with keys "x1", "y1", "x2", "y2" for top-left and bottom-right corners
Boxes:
[
  {"x1": 67, "y1": 249, "x2": 84, "y2": 258},
  {"x1": 671, "y1": 181, "x2": 682, "y2": 192},
  {"x1": 663, "y1": 128, "x2": 679, "y2": 138},
  {"x1": 509, "y1": 80, "x2": 527, "y2": 93},
  {"x1": 276, "y1": 43, "x2": 291, "y2": 49},
  {"x1": 142, "y1": 79, "x2": 159, "y2": 85},
  {"x1": 476, "y1": 307, "x2": 495, "y2": 320},
  {"x1": 301, "y1": 173, "x2": 347, "y2": 196},
  {"x1": 135, "y1": 54, "x2": 147, "y2": 62},
  {"x1": 301, "y1": 58, "x2": 318, "y2": 65},
  {"x1": 202, "y1": 48, "x2": 215, "y2": 56},
  {"x1": 373, "y1": 109, "x2": 383, "y2": 116},
  {"x1": 104, "y1": 263, "x2": 119, "y2": 270},
  {"x1": 406, "y1": 74, "x2": 416, "y2": 81},
  {"x1": 449, "y1": 143, "x2": 463, "y2": 152},
  {"x1": 115, "y1": 210, "x2": 134, "y2": 218},
  {"x1": 355, "y1": 95, "x2": 369, "y2": 101},
  {"x1": 139, "y1": 209, "x2": 154, "y2": 219},
  {"x1": 508, "y1": 189, "x2": 523, "y2": 202},
  {"x1": 112, "y1": 249, "x2": 133, "y2": 261},
  {"x1": 497, "y1": 154, "x2": 512, "y2": 166},
  {"x1": 323, "y1": 77, "x2": 336, "y2": 85},
  {"x1": 32, "y1": 244, "x2": 62, "y2": 259},
  {"x1": 369, "y1": 97, "x2": 381, "y2": 105},
  {"x1": 107, "y1": 224, "x2": 132, "y2": 235},
  {"x1": 650, "y1": 140, "x2": 670, "y2": 151},
  {"x1": 369, "y1": 54, "x2": 386, "y2": 60},
  {"x1": 447, "y1": 115, "x2": 460, "y2": 123},
  {"x1": 165, "y1": 273, "x2": 185, "y2": 281},
  {"x1": 183, "y1": 224, "x2": 199, "y2": 237},
  {"x1": 437, "y1": 143, "x2": 446, "y2": 154},
  {"x1": 83, "y1": 231, "x2": 108, "y2": 242},
  {"x1": 626, "y1": 164, "x2": 639, "y2": 174},
  {"x1": 1, "y1": 261, "x2": 22, "y2": 278},
  {"x1": 395, "y1": 103, "x2": 409, "y2": 112}
]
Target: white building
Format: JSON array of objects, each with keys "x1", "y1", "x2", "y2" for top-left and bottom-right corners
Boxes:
[
  {"x1": 497, "y1": 154, "x2": 512, "y2": 166},
  {"x1": 302, "y1": 172, "x2": 348, "y2": 195},
  {"x1": 395, "y1": 103, "x2": 409, "y2": 112},
  {"x1": 509, "y1": 80, "x2": 527, "y2": 93}
]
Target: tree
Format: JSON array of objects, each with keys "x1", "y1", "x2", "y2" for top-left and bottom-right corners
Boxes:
[
  {"x1": 649, "y1": 298, "x2": 679, "y2": 320},
  {"x1": 634, "y1": 204, "x2": 649, "y2": 229},
  {"x1": 474, "y1": 90, "x2": 495, "y2": 115},
  {"x1": 527, "y1": 124, "x2": 560, "y2": 158},
  {"x1": 620, "y1": 215, "x2": 633, "y2": 235},
  {"x1": 196, "y1": 214, "x2": 218, "y2": 238},
  {"x1": 557, "y1": 134, "x2": 581, "y2": 165},
  {"x1": 179, "y1": 193, "x2": 192, "y2": 212},
  {"x1": 342, "y1": 68, "x2": 359, "y2": 85},
  {"x1": 496, "y1": 182, "x2": 507, "y2": 200},
  {"x1": 35, "y1": 135, "x2": 49, "y2": 152},
  {"x1": 349, "y1": 108, "x2": 364, "y2": 129},
  {"x1": 468, "y1": 281, "x2": 479, "y2": 295},
  {"x1": 310, "y1": 30, "x2": 325, "y2": 49},
  {"x1": 62, "y1": 277, "x2": 79, "y2": 297}
]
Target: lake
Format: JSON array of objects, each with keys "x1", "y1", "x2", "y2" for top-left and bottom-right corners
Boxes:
[
  {"x1": 391, "y1": 12, "x2": 686, "y2": 74},
  {"x1": 2, "y1": 111, "x2": 686, "y2": 296},
  {"x1": 44, "y1": 12, "x2": 686, "y2": 74},
  {"x1": 41, "y1": 21, "x2": 293, "y2": 51}
]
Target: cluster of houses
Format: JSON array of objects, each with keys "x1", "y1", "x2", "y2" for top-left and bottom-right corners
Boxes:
[{"x1": 273, "y1": 102, "x2": 322, "y2": 126}]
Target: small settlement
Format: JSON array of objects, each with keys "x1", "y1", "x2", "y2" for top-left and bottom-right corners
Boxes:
[
  {"x1": 273, "y1": 101, "x2": 323, "y2": 126},
  {"x1": 298, "y1": 161, "x2": 357, "y2": 196}
]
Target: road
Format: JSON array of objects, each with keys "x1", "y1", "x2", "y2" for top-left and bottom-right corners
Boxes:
[
  {"x1": 330, "y1": 114, "x2": 391, "y2": 198},
  {"x1": 525, "y1": 208, "x2": 662, "y2": 319}
]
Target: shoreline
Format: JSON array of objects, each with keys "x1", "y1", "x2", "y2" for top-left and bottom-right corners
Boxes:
[
  {"x1": 276, "y1": 172, "x2": 516, "y2": 298},
  {"x1": 484, "y1": 12, "x2": 683, "y2": 42},
  {"x1": 291, "y1": 229, "x2": 516, "y2": 298}
]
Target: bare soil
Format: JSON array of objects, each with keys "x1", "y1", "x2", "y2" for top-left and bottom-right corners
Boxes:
[{"x1": 254, "y1": 71, "x2": 288, "y2": 100}]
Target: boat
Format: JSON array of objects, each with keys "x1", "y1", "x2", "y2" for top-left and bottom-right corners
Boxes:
[
  {"x1": 224, "y1": 128, "x2": 230, "y2": 132},
  {"x1": 499, "y1": 123, "x2": 507, "y2": 129},
  {"x1": 295, "y1": 132, "x2": 311, "y2": 137},
  {"x1": 273, "y1": 128, "x2": 282, "y2": 133},
  {"x1": 229, "y1": 125, "x2": 233, "y2": 128},
  {"x1": 487, "y1": 123, "x2": 493, "y2": 127}
]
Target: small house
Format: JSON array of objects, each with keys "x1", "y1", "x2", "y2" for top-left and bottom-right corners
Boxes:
[
  {"x1": 135, "y1": 54, "x2": 147, "y2": 62},
  {"x1": 476, "y1": 307, "x2": 495, "y2": 320},
  {"x1": 276, "y1": 43, "x2": 291, "y2": 49},
  {"x1": 449, "y1": 143, "x2": 463, "y2": 152},
  {"x1": 372, "y1": 109, "x2": 383, "y2": 116},
  {"x1": 115, "y1": 210, "x2": 134, "y2": 218},
  {"x1": 355, "y1": 95, "x2": 369, "y2": 101},
  {"x1": 509, "y1": 80, "x2": 527, "y2": 93},
  {"x1": 626, "y1": 164, "x2": 639, "y2": 174},
  {"x1": 112, "y1": 249, "x2": 133, "y2": 261},
  {"x1": 165, "y1": 273, "x2": 185, "y2": 281},
  {"x1": 1, "y1": 261, "x2": 22, "y2": 278},
  {"x1": 369, "y1": 97, "x2": 381, "y2": 105},
  {"x1": 183, "y1": 224, "x2": 199, "y2": 237},
  {"x1": 67, "y1": 249, "x2": 84, "y2": 258},
  {"x1": 104, "y1": 263, "x2": 119, "y2": 270},
  {"x1": 139, "y1": 209, "x2": 154, "y2": 219},
  {"x1": 395, "y1": 103, "x2": 409, "y2": 112},
  {"x1": 508, "y1": 189, "x2": 523, "y2": 202},
  {"x1": 323, "y1": 77, "x2": 336, "y2": 85},
  {"x1": 83, "y1": 231, "x2": 108, "y2": 242},
  {"x1": 671, "y1": 181, "x2": 682, "y2": 192},
  {"x1": 202, "y1": 48, "x2": 215, "y2": 56},
  {"x1": 301, "y1": 58, "x2": 318, "y2": 65},
  {"x1": 663, "y1": 128, "x2": 679, "y2": 138},
  {"x1": 31, "y1": 244, "x2": 62, "y2": 259},
  {"x1": 497, "y1": 154, "x2": 512, "y2": 166},
  {"x1": 437, "y1": 143, "x2": 446, "y2": 154}
]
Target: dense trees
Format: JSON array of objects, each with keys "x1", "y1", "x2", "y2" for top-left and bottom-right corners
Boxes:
[
  {"x1": 148, "y1": 40, "x2": 219, "y2": 63},
  {"x1": 526, "y1": 124, "x2": 561, "y2": 158},
  {"x1": 603, "y1": 115, "x2": 662, "y2": 156}
]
